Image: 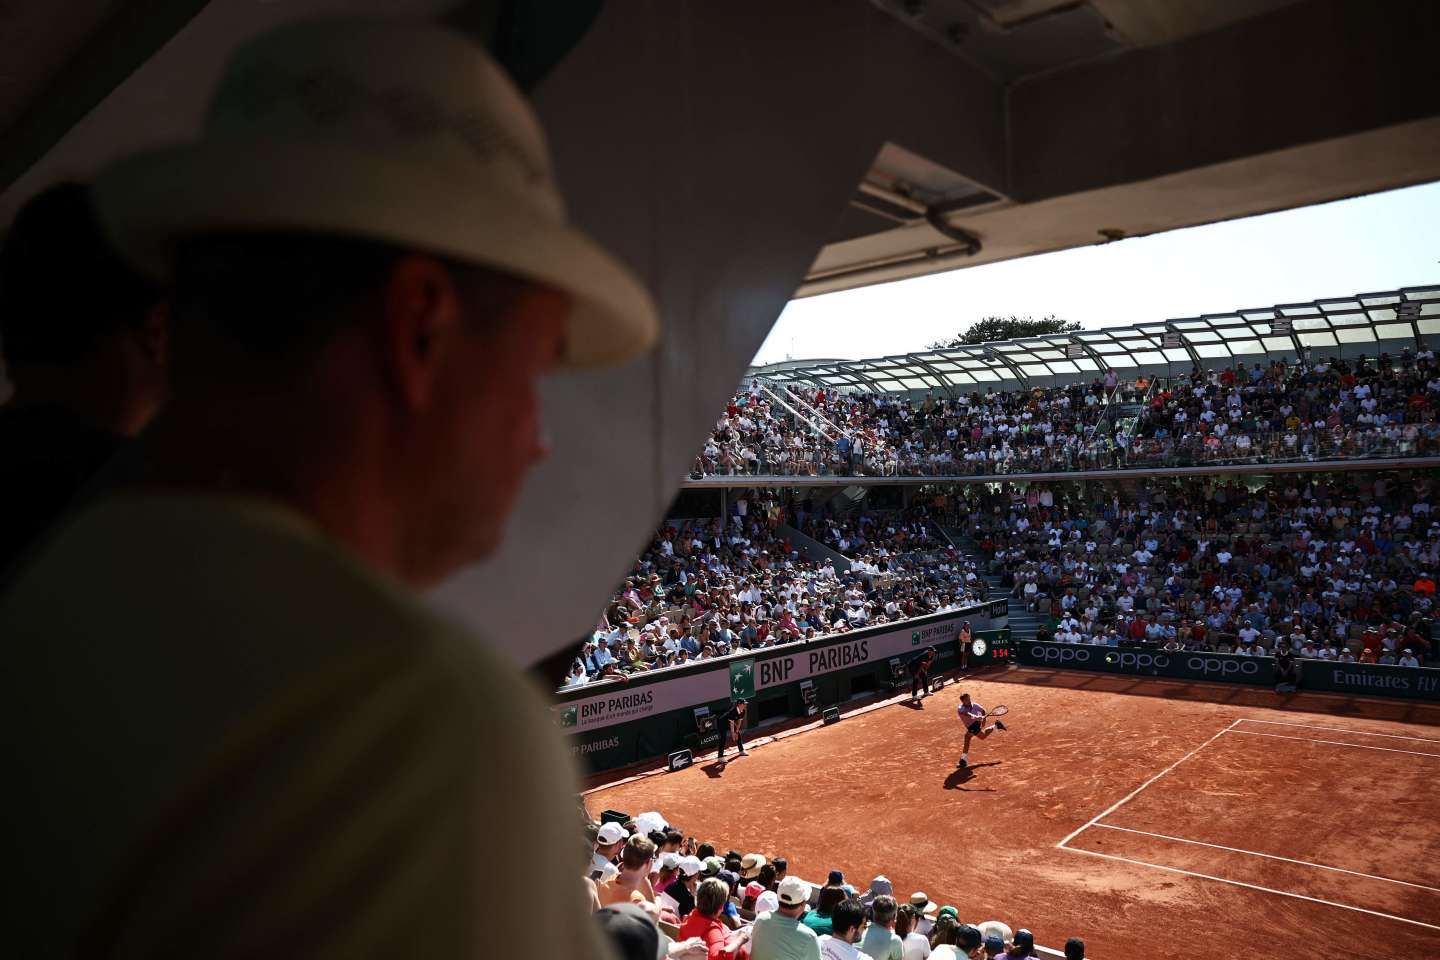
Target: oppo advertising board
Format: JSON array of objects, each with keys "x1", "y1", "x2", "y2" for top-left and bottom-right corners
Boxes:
[
  {"x1": 1020, "y1": 641, "x2": 1440, "y2": 700},
  {"x1": 1019, "y1": 641, "x2": 1274, "y2": 685}
]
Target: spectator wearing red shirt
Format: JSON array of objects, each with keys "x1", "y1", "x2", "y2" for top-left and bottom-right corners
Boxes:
[{"x1": 679, "y1": 878, "x2": 750, "y2": 960}]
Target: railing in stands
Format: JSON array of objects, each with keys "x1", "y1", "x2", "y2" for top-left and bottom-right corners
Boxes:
[
  {"x1": 754, "y1": 381, "x2": 843, "y2": 443},
  {"x1": 765, "y1": 381, "x2": 851, "y2": 442}
]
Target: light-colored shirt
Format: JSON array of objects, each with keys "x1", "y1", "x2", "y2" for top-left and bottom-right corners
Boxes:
[
  {"x1": 752, "y1": 912, "x2": 823, "y2": 960},
  {"x1": 858, "y1": 923, "x2": 905, "y2": 960},
  {"x1": 958, "y1": 701, "x2": 986, "y2": 726},
  {"x1": 0, "y1": 495, "x2": 607, "y2": 959},
  {"x1": 820, "y1": 934, "x2": 864, "y2": 960},
  {"x1": 902, "y1": 931, "x2": 933, "y2": 960}
]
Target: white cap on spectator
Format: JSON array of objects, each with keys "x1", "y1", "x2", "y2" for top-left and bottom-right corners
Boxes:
[
  {"x1": 597, "y1": 822, "x2": 629, "y2": 845},
  {"x1": 677, "y1": 856, "x2": 703, "y2": 877},
  {"x1": 755, "y1": 890, "x2": 780, "y2": 914},
  {"x1": 910, "y1": 892, "x2": 938, "y2": 915},
  {"x1": 658, "y1": 853, "x2": 681, "y2": 870},
  {"x1": 777, "y1": 876, "x2": 811, "y2": 906},
  {"x1": 978, "y1": 920, "x2": 1012, "y2": 943}
]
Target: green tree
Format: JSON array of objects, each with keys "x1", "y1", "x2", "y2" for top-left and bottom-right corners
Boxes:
[{"x1": 928, "y1": 314, "x2": 1081, "y2": 349}]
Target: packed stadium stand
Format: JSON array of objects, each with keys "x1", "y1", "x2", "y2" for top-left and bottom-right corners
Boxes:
[
  {"x1": 570, "y1": 494, "x2": 984, "y2": 687},
  {"x1": 963, "y1": 472, "x2": 1437, "y2": 664},
  {"x1": 578, "y1": 287, "x2": 1440, "y2": 960},
  {"x1": 691, "y1": 287, "x2": 1440, "y2": 479},
  {"x1": 587, "y1": 816, "x2": 1079, "y2": 960}
]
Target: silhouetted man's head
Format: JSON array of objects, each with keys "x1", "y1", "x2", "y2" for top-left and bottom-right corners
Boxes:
[{"x1": 0, "y1": 182, "x2": 167, "y2": 433}]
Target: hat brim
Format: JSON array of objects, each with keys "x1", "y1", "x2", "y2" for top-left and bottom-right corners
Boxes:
[{"x1": 95, "y1": 140, "x2": 658, "y2": 369}]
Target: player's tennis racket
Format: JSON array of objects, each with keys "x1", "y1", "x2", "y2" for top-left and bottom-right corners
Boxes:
[{"x1": 987, "y1": 704, "x2": 1010, "y2": 717}]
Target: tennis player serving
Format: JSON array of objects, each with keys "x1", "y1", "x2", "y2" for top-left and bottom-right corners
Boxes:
[{"x1": 956, "y1": 692, "x2": 1007, "y2": 769}]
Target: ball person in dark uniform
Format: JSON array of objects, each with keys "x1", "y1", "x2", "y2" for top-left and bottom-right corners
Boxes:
[
  {"x1": 909, "y1": 646, "x2": 938, "y2": 700},
  {"x1": 717, "y1": 699, "x2": 749, "y2": 761}
]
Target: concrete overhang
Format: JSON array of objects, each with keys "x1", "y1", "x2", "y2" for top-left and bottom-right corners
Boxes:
[{"x1": 802, "y1": 0, "x2": 1440, "y2": 295}]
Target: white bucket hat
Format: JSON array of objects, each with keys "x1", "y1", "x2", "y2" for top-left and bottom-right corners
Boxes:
[{"x1": 94, "y1": 18, "x2": 657, "y2": 369}]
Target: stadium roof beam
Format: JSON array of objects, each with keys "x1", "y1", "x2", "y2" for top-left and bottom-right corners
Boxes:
[
  {"x1": 681, "y1": 455, "x2": 1440, "y2": 488},
  {"x1": 750, "y1": 285, "x2": 1440, "y2": 394}
]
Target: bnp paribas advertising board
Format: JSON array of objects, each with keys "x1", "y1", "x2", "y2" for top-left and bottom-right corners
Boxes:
[
  {"x1": 558, "y1": 612, "x2": 974, "y2": 735},
  {"x1": 555, "y1": 605, "x2": 1004, "y2": 771}
]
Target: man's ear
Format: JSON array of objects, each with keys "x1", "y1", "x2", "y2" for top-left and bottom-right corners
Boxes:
[{"x1": 380, "y1": 255, "x2": 463, "y2": 412}]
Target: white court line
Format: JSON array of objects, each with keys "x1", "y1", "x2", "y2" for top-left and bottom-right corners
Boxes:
[
  {"x1": 1060, "y1": 846, "x2": 1440, "y2": 933},
  {"x1": 1055, "y1": 719, "x2": 1240, "y2": 849},
  {"x1": 1236, "y1": 717, "x2": 1440, "y2": 744},
  {"x1": 1087, "y1": 823, "x2": 1440, "y2": 893},
  {"x1": 1225, "y1": 729, "x2": 1440, "y2": 759}
]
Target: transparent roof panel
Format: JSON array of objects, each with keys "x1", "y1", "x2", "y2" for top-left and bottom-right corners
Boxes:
[
  {"x1": 748, "y1": 285, "x2": 1440, "y2": 394},
  {"x1": 1336, "y1": 327, "x2": 1376, "y2": 343}
]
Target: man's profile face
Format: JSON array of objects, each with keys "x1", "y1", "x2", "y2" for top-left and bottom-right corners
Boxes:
[{"x1": 420, "y1": 273, "x2": 569, "y2": 572}]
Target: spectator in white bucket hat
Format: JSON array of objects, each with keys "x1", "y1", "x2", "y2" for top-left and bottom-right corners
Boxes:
[{"x1": 1, "y1": 17, "x2": 656, "y2": 959}]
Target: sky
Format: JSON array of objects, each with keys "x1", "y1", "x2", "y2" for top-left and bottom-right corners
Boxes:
[{"x1": 753, "y1": 179, "x2": 1440, "y2": 366}]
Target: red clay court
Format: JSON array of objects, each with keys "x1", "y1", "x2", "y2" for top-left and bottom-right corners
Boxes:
[{"x1": 585, "y1": 666, "x2": 1440, "y2": 959}]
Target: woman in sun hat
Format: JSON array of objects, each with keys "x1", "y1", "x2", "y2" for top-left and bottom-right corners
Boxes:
[{"x1": 907, "y1": 891, "x2": 940, "y2": 938}]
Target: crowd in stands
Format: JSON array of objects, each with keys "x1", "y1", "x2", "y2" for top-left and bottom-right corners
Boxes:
[
  {"x1": 1125, "y1": 349, "x2": 1440, "y2": 465},
  {"x1": 586, "y1": 810, "x2": 1087, "y2": 960},
  {"x1": 691, "y1": 347, "x2": 1440, "y2": 478},
  {"x1": 567, "y1": 495, "x2": 983, "y2": 688},
  {"x1": 968, "y1": 472, "x2": 1438, "y2": 665}
]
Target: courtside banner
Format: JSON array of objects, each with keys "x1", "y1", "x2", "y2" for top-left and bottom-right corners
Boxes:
[
  {"x1": 556, "y1": 605, "x2": 998, "y2": 733},
  {"x1": 1301, "y1": 660, "x2": 1440, "y2": 700},
  {"x1": 556, "y1": 668, "x2": 730, "y2": 733},
  {"x1": 1018, "y1": 641, "x2": 1274, "y2": 686},
  {"x1": 754, "y1": 616, "x2": 963, "y2": 690}
]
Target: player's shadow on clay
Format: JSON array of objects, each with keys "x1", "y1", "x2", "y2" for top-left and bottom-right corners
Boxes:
[
  {"x1": 899, "y1": 699, "x2": 926, "y2": 710},
  {"x1": 943, "y1": 761, "x2": 1001, "y2": 791},
  {"x1": 702, "y1": 758, "x2": 740, "y2": 779}
]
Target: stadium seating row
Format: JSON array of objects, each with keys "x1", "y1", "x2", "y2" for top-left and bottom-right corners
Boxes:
[
  {"x1": 967, "y1": 471, "x2": 1436, "y2": 664},
  {"x1": 588, "y1": 813, "x2": 1086, "y2": 960},
  {"x1": 569, "y1": 495, "x2": 981, "y2": 687},
  {"x1": 691, "y1": 349, "x2": 1440, "y2": 478}
]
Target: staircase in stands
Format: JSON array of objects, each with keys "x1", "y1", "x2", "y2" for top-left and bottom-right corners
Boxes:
[{"x1": 942, "y1": 526, "x2": 1047, "y2": 643}]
